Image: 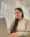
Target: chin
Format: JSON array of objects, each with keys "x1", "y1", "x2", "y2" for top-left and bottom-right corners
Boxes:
[{"x1": 16, "y1": 17, "x2": 19, "y2": 19}]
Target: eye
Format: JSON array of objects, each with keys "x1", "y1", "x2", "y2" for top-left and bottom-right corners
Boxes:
[
  {"x1": 15, "y1": 12, "x2": 19, "y2": 14},
  {"x1": 17, "y1": 12, "x2": 19, "y2": 14}
]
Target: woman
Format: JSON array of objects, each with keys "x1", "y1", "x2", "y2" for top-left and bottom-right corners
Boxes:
[{"x1": 8, "y1": 8, "x2": 30, "y2": 37}]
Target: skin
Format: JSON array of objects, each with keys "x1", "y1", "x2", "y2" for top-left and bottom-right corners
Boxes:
[
  {"x1": 8, "y1": 9, "x2": 23, "y2": 37},
  {"x1": 14, "y1": 10, "x2": 23, "y2": 20}
]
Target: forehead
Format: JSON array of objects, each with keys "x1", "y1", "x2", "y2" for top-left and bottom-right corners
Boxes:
[
  {"x1": 14, "y1": 10, "x2": 22, "y2": 14},
  {"x1": 14, "y1": 10, "x2": 20, "y2": 12}
]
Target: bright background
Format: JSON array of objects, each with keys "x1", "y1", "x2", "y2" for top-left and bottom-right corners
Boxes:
[{"x1": 0, "y1": 0, "x2": 30, "y2": 30}]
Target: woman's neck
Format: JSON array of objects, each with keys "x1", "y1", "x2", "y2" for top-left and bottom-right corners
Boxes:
[{"x1": 19, "y1": 18, "x2": 23, "y2": 21}]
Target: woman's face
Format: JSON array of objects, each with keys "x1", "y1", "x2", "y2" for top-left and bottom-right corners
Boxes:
[{"x1": 14, "y1": 10, "x2": 22, "y2": 19}]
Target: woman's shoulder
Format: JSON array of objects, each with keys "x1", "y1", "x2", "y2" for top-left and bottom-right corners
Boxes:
[
  {"x1": 23, "y1": 18, "x2": 30, "y2": 22},
  {"x1": 23, "y1": 18, "x2": 30, "y2": 25},
  {"x1": 24, "y1": 18, "x2": 30, "y2": 31},
  {"x1": 10, "y1": 18, "x2": 15, "y2": 25}
]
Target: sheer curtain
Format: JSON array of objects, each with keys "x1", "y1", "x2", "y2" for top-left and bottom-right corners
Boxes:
[{"x1": 0, "y1": 1, "x2": 10, "y2": 30}]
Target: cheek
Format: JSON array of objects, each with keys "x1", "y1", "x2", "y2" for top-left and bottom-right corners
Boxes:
[
  {"x1": 17, "y1": 13, "x2": 22, "y2": 18},
  {"x1": 19, "y1": 13, "x2": 22, "y2": 18}
]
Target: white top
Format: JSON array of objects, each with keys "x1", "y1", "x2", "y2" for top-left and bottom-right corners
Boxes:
[
  {"x1": 7, "y1": 18, "x2": 30, "y2": 37},
  {"x1": 16, "y1": 19, "x2": 28, "y2": 36},
  {"x1": 16, "y1": 19, "x2": 26, "y2": 32}
]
